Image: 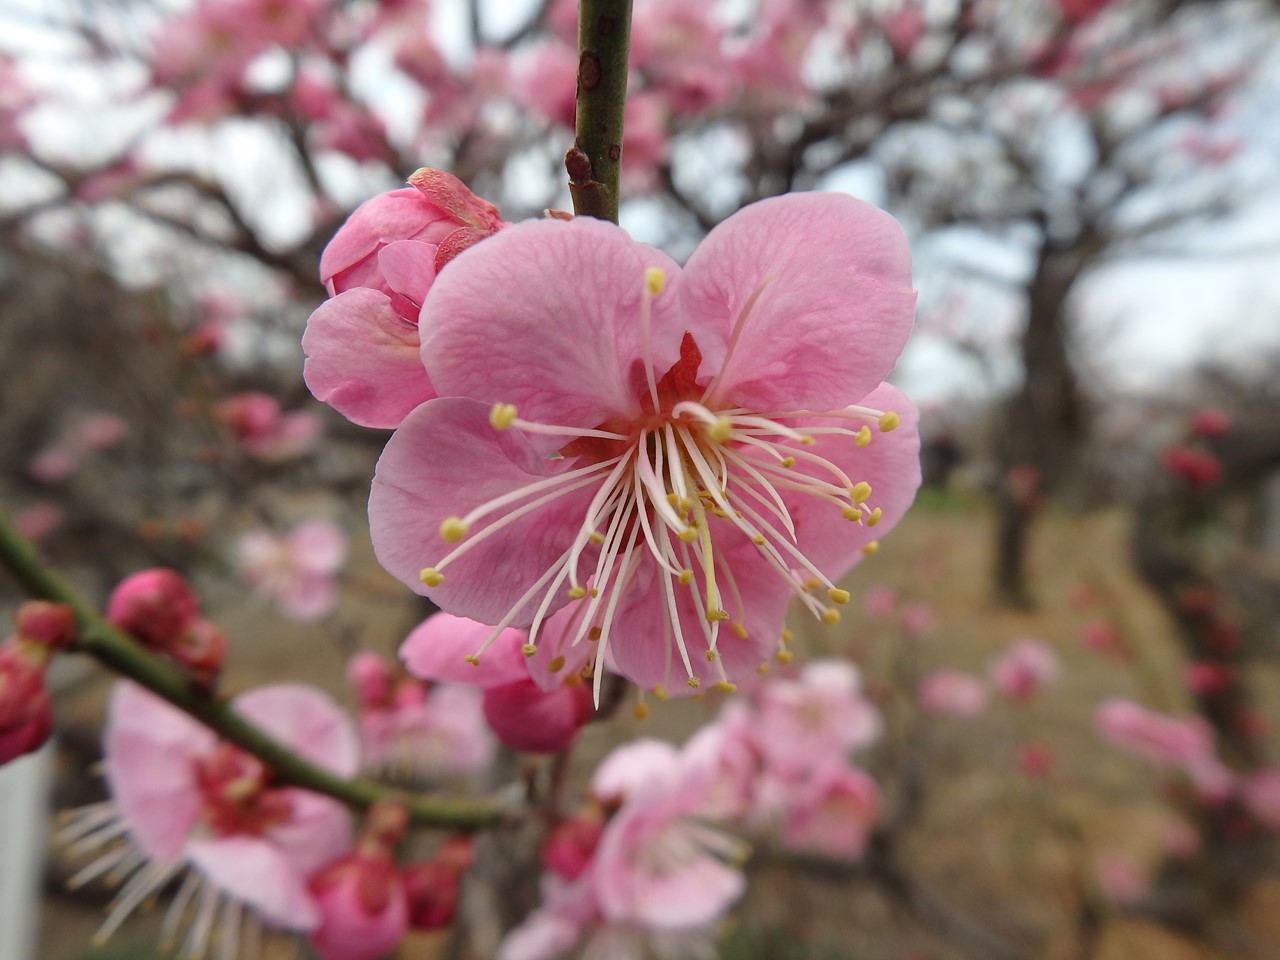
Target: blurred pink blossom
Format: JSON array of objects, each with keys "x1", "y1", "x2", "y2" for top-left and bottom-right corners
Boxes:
[
  {"x1": 1241, "y1": 770, "x2": 1280, "y2": 831},
  {"x1": 918, "y1": 670, "x2": 989, "y2": 717},
  {"x1": 216, "y1": 392, "x2": 323, "y2": 461},
  {"x1": 1095, "y1": 853, "x2": 1148, "y2": 906},
  {"x1": 12, "y1": 502, "x2": 64, "y2": 543},
  {"x1": 753, "y1": 661, "x2": 882, "y2": 778},
  {"x1": 1095, "y1": 698, "x2": 1234, "y2": 800},
  {"x1": 781, "y1": 764, "x2": 880, "y2": 859},
  {"x1": 863, "y1": 584, "x2": 898, "y2": 619},
  {"x1": 238, "y1": 520, "x2": 348, "y2": 621},
  {"x1": 989, "y1": 639, "x2": 1059, "y2": 701}
]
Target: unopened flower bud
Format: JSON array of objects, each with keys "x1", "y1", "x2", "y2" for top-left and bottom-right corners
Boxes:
[
  {"x1": 346, "y1": 652, "x2": 395, "y2": 709},
  {"x1": 14, "y1": 601, "x2": 77, "y2": 650},
  {"x1": 540, "y1": 808, "x2": 604, "y2": 880},
  {"x1": 0, "y1": 641, "x2": 54, "y2": 764},
  {"x1": 308, "y1": 846, "x2": 408, "y2": 960},
  {"x1": 106, "y1": 569, "x2": 200, "y2": 648},
  {"x1": 402, "y1": 837, "x2": 473, "y2": 931},
  {"x1": 168, "y1": 619, "x2": 228, "y2": 689}
]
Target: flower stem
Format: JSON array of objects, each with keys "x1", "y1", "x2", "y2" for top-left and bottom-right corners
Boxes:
[
  {"x1": 0, "y1": 508, "x2": 503, "y2": 831},
  {"x1": 567, "y1": 0, "x2": 634, "y2": 223}
]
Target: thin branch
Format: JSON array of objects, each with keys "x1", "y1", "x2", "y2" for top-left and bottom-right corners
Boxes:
[
  {"x1": 0, "y1": 507, "x2": 504, "y2": 831},
  {"x1": 566, "y1": 0, "x2": 633, "y2": 223}
]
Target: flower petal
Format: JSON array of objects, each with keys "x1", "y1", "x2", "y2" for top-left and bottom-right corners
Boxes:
[
  {"x1": 679, "y1": 192, "x2": 916, "y2": 412},
  {"x1": 233, "y1": 684, "x2": 361, "y2": 778},
  {"x1": 481, "y1": 680, "x2": 591, "y2": 754},
  {"x1": 400, "y1": 612, "x2": 530, "y2": 688},
  {"x1": 185, "y1": 836, "x2": 321, "y2": 931},
  {"x1": 302, "y1": 288, "x2": 435, "y2": 429},
  {"x1": 266, "y1": 789, "x2": 354, "y2": 877},
  {"x1": 370, "y1": 398, "x2": 601, "y2": 625},
  {"x1": 420, "y1": 217, "x2": 681, "y2": 430},
  {"x1": 782, "y1": 382, "x2": 921, "y2": 582}
]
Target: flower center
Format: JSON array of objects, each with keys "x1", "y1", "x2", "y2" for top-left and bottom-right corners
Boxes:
[
  {"x1": 419, "y1": 269, "x2": 902, "y2": 702},
  {"x1": 193, "y1": 743, "x2": 292, "y2": 837}
]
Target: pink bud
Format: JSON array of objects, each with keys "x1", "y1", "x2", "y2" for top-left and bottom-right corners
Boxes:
[
  {"x1": 1190, "y1": 408, "x2": 1230, "y2": 438},
  {"x1": 308, "y1": 850, "x2": 408, "y2": 960},
  {"x1": 0, "y1": 641, "x2": 54, "y2": 763},
  {"x1": 541, "y1": 809, "x2": 604, "y2": 881},
  {"x1": 402, "y1": 837, "x2": 474, "y2": 931},
  {"x1": 1018, "y1": 742, "x2": 1054, "y2": 778},
  {"x1": 481, "y1": 679, "x2": 594, "y2": 754},
  {"x1": 347, "y1": 652, "x2": 395, "y2": 709},
  {"x1": 1182, "y1": 661, "x2": 1233, "y2": 695},
  {"x1": 168, "y1": 619, "x2": 228, "y2": 689},
  {"x1": 106, "y1": 569, "x2": 200, "y2": 648},
  {"x1": 1160, "y1": 446, "x2": 1222, "y2": 491},
  {"x1": 14, "y1": 601, "x2": 77, "y2": 650}
]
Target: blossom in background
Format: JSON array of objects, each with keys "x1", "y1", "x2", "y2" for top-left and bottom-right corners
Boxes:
[
  {"x1": 918, "y1": 670, "x2": 989, "y2": 718},
  {"x1": 399, "y1": 612, "x2": 594, "y2": 754},
  {"x1": 989, "y1": 639, "x2": 1059, "y2": 701},
  {"x1": 1, "y1": 603, "x2": 77, "y2": 764},
  {"x1": 28, "y1": 410, "x2": 129, "y2": 483},
  {"x1": 371, "y1": 192, "x2": 920, "y2": 699},
  {"x1": 106, "y1": 568, "x2": 228, "y2": 687},
  {"x1": 346, "y1": 651, "x2": 494, "y2": 779},
  {"x1": 60, "y1": 682, "x2": 359, "y2": 955},
  {"x1": 237, "y1": 519, "x2": 348, "y2": 622},
  {"x1": 1095, "y1": 698, "x2": 1234, "y2": 800},
  {"x1": 499, "y1": 738, "x2": 747, "y2": 960},
  {"x1": 215, "y1": 392, "x2": 322, "y2": 462},
  {"x1": 303, "y1": 169, "x2": 509, "y2": 429}
]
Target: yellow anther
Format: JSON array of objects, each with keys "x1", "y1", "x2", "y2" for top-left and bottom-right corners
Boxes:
[
  {"x1": 753, "y1": 534, "x2": 766, "y2": 546},
  {"x1": 828, "y1": 587, "x2": 851, "y2": 605},
  {"x1": 842, "y1": 506, "x2": 862, "y2": 522},
  {"x1": 800, "y1": 436, "x2": 816, "y2": 446},
  {"x1": 678, "y1": 569, "x2": 694, "y2": 585},
  {"x1": 587, "y1": 626, "x2": 602, "y2": 641},
  {"x1": 439, "y1": 517, "x2": 468, "y2": 543},
  {"x1": 589, "y1": 587, "x2": 599, "y2": 598},
  {"x1": 775, "y1": 649, "x2": 794, "y2": 664},
  {"x1": 731, "y1": 622, "x2": 748, "y2": 639},
  {"x1": 568, "y1": 586, "x2": 587, "y2": 600},
  {"x1": 757, "y1": 662, "x2": 770, "y2": 675},
  {"x1": 778, "y1": 456, "x2": 795, "y2": 468},
  {"x1": 489, "y1": 403, "x2": 517, "y2": 430},
  {"x1": 464, "y1": 654, "x2": 480, "y2": 666},
  {"x1": 712, "y1": 508, "x2": 727, "y2": 518},
  {"x1": 850, "y1": 481, "x2": 873, "y2": 504},
  {"x1": 855, "y1": 426, "x2": 872, "y2": 448},
  {"x1": 666, "y1": 493, "x2": 680, "y2": 506},
  {"x1": 582, "y1": 663, "x2": 594, "y2": 678},
  {"x1": 419, "y1": 567, "x2": 444, "y2": 586},
  {"x1": 734, "y1": 510, "x2": 743, "y2": 518},
  {"x1": 704, "y1": 649, "x2": 717, "y2": 662},
  {"x1": 634, "y1": 701, "x2": 650, "y2": 721},
  {"x1": 715, "y1": 680, "x2": 737, "y2": 693},
  {"x1": 588, "y1": 531, "x2": 605, "y2": 545},
  {"x1": 862, "y1": 540, "x2": 880, "y2": 555},
  {"x1": 653, "y1": 685, "x2": 669, "y2": 701},
  {"x1": 678, "y1": 497, "x2": 694, "y2": 512},
  {"x1": 645, "y1": 266, "x2": 666, "y2": 295},
  {"x1": 705, "y1": 608, "x2": 730, "y2": 623},
  {"x1": 563, "y1": 672, "x2": 582, "y2": 687},
  {"x1": 867, "y1": 507, "x2": 883, "y2": 527},
  {"x1": 879, "y1": 411, "x2": 900, "y2": 432},
  {"x1": 547, "y1": 655, "x2": 566, "y2": 673},
  {"x1": 781, "y1": 628, "x2": 794, "y2": 643},
  {"x1": 709, "y1": 417, "x2": 733, "y2": 443},
  {"x1": 521, "y1": 643, "x2": 538, "y2": 657},
  {"x1": 687, "y1": 676, "x2": 701, "y2": 689},
  {"x1": 805, "y1": 577, "x2": 821, "y2": 591},
  {"x1": 821, "y1": 608, "x2": 841, "y2": 626},
  {"x1": 678, "y1": 526, "x2": 699, "y2": 543}
]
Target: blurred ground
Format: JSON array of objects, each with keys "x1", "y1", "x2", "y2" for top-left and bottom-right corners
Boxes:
[{"x1": 32, "y1": 494, "x2": 1280, "y2": 960}]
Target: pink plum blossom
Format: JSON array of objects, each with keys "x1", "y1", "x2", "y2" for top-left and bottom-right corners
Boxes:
[
  {"x1": 1241, "y1": 770, "x2": 1280, "y2": 831},
  {"x1": 106, "y1": 568, "x2": 228, "y2": 687},
  {"x1": 752, "y1": 660, "x2": 881, "y2": 777},
  {"x1": 989, "y1": 639, "x2": 1059, "y2": 700},
  {"x1": 0, "y1": 639, "x2": 55, "y2": 764},
  {"x1": 216, "y1": 392, "x2": 322, "y2": 461},
  {"x1": 370, "y1": 193, "x2": 920, "y2": 700},
  {"x1": 237, "y1": 519, "x2": 348, "y2": 621},
  {"x1": 402, "y1": 837, "x2": 474, "y2": 931},
  {"x1": 304, "y1": 170, "x2": 509, "y2": 428},
  {"x1": 781, "y1": 764, "x2": 880, "y2": 859},
  {"x1": 61, "y1": 682, "x2": 359, "y2": 953},
  {"x1": 400, "y1": 612, "x2": 594, "y2": 754},
  {"x1": 862, "y1": 584, "x2": 898, "y2": 618},
  {"x1": 13, "y1": 502, "x2": 64, "y2": 542},
  {"x1": 918, "y1": 670, "x2": 989, "y2": 717},
  {"x1": 1095, "y1": 698, "x2": 1234, "y2": 799},
  {"x1": 347, "y1": 651, "x2": 495, "y2": 779}
]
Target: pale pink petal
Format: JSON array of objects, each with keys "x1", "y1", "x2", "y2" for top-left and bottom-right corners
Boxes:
[
  {"x1": 399, "y1": 613, "x2": 530, "y2": 688},
  {"x1": 776, "y1": 382, "x2": 922, "y2": 582},
  {"x1": 612, "y1": 854, "x2": 745, "y2": 929},
  {"x1": 682, "y1": 192, "x2": 916, "y2": 412},
  {"x1": 233, "y1": 685, "x2": 360, "y2": 778},
  {"x1": 377, "y1": 239, "x2": 437, "y2": 311},
  {"x1": 104, "y1": 683, "x2": 215, "y2": 864},
  {"x1": 420, "y1": 218, "x2": 682, "y2": 432},
  {"x1": 302, "y1": 288, "x2": 435, "y2": 429},
  {"x1": 320, "y1": 188, "x2": 451, "y2": 288},
  {"x1": 185, "y1": 836, "x2": 321, "y2": 931},
  {"x1": 288, "y1": 520, "x2": 349, "y2": 574},
  {"x1": 524, "y1": 603, "x2": 597, "y2": 693},
  {"x1": 267, "y1": 789, "x2": 354, "y2": 877},
  {"x1": 370, "y1": 398, "x2": 601, "y2": 624},
  {"x1": 590, "y1": 739, "x2": 679, "y2": 802}
]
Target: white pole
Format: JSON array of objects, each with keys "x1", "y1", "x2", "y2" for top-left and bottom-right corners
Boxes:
[{"x1": 0, "y1": 746, "x2": 51, "y2": 960}]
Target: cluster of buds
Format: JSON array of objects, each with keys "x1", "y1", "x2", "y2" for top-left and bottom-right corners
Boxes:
[
  {"x1": 105, "y1": 569, "x2": 226, "y2": 688},
  {"x1": 1160, "y1": 407, "x2": 1231, "y2": 492},
  {"x1": 307, "y1": 801, "x2": 474, "y2": 960},
  {"x1": 1, "y1": 601, "x2": 77, "y2": 764}
]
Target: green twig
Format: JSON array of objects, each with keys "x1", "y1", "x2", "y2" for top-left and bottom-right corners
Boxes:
[
  {"x1": 566, "y1": 0, "x2": 634, "y2": 223},
  {"x1": 0, "y1": 507, "x2": 504, "y2": 831}
]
